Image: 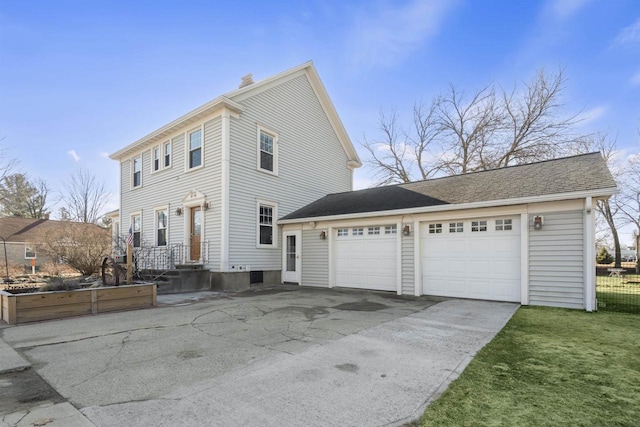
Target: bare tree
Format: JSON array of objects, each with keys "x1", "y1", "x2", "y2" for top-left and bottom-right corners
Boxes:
[
  {"x1": 363, "y1": 68, "x2": 587, "y2": 183},
  {"x1": 0, "y1": 136, "x2": 17, "y2": 183},
  {"x1": 60, "y1": 169, "x2": 109, "y2": 223},
  {"x1": 0, "y1": 173, "x2": 50, "y2": 218},
  {"x1": 37, "y1": 222, "x2": 111, "y2": 275},
  {"x1": 617, "y1": 153, "x2": 640, "y2": 272}
]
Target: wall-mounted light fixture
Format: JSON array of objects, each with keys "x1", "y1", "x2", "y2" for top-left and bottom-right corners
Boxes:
[
  {"x1": 319, "y1": 231, "x2": 326, "y2": 240},
  {"x1": 175, "y1": 207, "x2": 183, "y2": 216},
  {"x1": 533, "y1": 215, "x2": 544, "y2": 230},
  {"x1": 402, "y1": 225, "x2": 411, "y2": 236},
  {"x1": 202, "y1": 202, "x2": 209, "y2": 211}
]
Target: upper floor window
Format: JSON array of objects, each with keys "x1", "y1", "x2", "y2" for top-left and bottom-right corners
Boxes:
[
  {"x1": 164, "y1": 141, "x2": 172, "y2": 168},
  {"x1": 258, "y1": 127, "x2": 278, "y2": 174},
  {"x1": 132, "y1": 156, "x2": 142, "y2": 188},
  {"x1": 257, "y1": 201, "x2": 277, "y2": 247},
  {"x1": 153, "y1": 147, "x2": 161, "y2": 172},
  {"x1": 131, "y1": 214, "x2": 141, "y2": 247},
  {"x1": 156, "y1": 209, "x2": 168, "y2": 246},
  {"x1": 25, "y1": 246, "x2": 36, "y2": 259},
  {"x1": 188, "y1": 129, "x2": 202, "y2": 169}
]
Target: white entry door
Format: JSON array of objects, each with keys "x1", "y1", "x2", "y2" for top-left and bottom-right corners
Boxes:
[
  {"x1": 282, "y1": 231, "x2": 301, "y2": 283},
  {"x1": 421, "y1": 217, "x2": 521, "y2": 302}
]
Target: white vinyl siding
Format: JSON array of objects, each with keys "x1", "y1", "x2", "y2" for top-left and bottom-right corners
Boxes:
[
  {"x1": 529, "y1": 211, "x2": 584, "y2": 309},
  {"x1": 401, "y1": 230, "x2": 414, "y2": 295},
  {"x1": 228, "y1": 73, "x2": 351, "y2": 270},
  {"x1": 119, "y1": 118, "x2": 223, "y2": 269},
  {"x1": 301, "y1": 229, "x2": 329, "y2": 287}
]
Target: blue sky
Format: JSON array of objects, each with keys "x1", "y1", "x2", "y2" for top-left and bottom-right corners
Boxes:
[{"x1": 1, "y1": 0, "x2": 639, "y2": 241}]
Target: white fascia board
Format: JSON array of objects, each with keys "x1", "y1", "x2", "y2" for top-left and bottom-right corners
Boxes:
[
  {"x1": 227, "y1": 61, "x2": 362, "y2": 168},
  {"x1": 277, "y1": 187, "x2": 618, "y2": 225},
  {"x1": 110, "y1": 97, "x2": 244, "y2": 160}
]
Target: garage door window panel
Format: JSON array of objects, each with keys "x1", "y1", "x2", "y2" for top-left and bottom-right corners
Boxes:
[
  {"x1": 368, "y1": 227, "x2": 380, "y2": 235},
  {"x1": 471, "y1": 221, "x2": 487, "y2": 232},
  {"x1": 337, "y1": 228, "x2": 348, "y2": 237},
  {"x1": 429, "y1": 224, "x2": 442, "y2": 234},
  {"x1": 352, "y1": 228, "x2": 363, "y2": 236},
  {"x1": 449, "y1": 222, "x2": 464, "y2": 233},
  {"x1": 385, "y1": 225, "x2": 397, "y2": 234},
  {"x1": 496, "y1": 219, "x2": 513, "y2": 231}
]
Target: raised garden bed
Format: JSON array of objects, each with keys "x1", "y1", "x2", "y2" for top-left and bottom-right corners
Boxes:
[{"x1": 0, "y1": 283, "x2": 157, "y2": 325}]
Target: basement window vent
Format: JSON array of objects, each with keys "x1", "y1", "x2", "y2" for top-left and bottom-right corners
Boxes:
[{"x1": 250, "y1": 271, "x2": 263, "y2": 284}]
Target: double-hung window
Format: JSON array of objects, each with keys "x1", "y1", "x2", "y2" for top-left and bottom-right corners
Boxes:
[
  {"x1": 156, "y1": 209, "x2": 168, "y2": 246},
  {"x1": 132, "y1": 156, "x2": 142, "y2": 188},
  {"x1": 164, "y1": 141, "x2": 172, "y2": 168},
  {"x1": 258, "y1": 127, "x2": 277, "y2": 174},
  {"x1": 188, "y1": 129, "x2": 202, "y2": 169},
  {"x1": 257, "y1": 202, "x2": 277, "y2": 247},
  {"x1": 132, "y1": 214, "x2": 141, "y2": 247},
  {"x1": 153, "y1": 147, "x2": 161, "y2": 172}
]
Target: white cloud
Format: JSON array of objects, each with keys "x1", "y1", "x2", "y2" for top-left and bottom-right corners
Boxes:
[
  {"x1": 68, "y1": 149, "x2": 80, "y2": 162},
  {"x1": 631, "y1": 70, "x2": 640, "y2": 86},
  {"x1": 613, "y1": 18, "x2": 640, "y2": 46},
  {"x1": 345, "y1": 0, "x2": 460, "y2": 71},
  {"x1": 550, "y1": 0, "x2": 592, "y2": 19},
  {"x1": 99, "y1": 151, "x2": 110, "y2": 158},
  {"x1": 576, "y1": 105, "x2": 607, "y2": 127}
]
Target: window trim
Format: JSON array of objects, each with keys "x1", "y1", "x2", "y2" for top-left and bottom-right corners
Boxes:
[
  {"x1": 131, "y1": 212, "x2": 142, "y2": 248},
  {"x1": 185, "y1": 126, "x2": 204, "y2": 172},
  {"x1": 256, "y1": 199, "x2": 278, "y2": 249},
  {"x1": 155, "y1": 206, "x2": 169, "y2": 247},
  {"x1": 131, "y1": 155, "x2": 142, "y2": 189},
  {"x1": 256, "y1": 124, "x2": 279, "y2": 176}
]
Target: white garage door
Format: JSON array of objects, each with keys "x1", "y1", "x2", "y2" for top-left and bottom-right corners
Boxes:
[
  {"x1": 421, "y1": 217, "x2": 521, "y2": 302},
  {"x1": 335, "y1": 225, "x2": 397, "y2": 291}
]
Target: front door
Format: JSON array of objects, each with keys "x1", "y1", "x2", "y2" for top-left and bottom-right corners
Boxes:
[
  {"x1": 282, "y1": 231, "x2": 301, "y2": 283},
  {"x1": 190, "y1": 208, "x2": 202, "y2": 261}
]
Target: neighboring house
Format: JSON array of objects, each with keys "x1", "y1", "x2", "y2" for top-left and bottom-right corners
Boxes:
[
  {"x1": 109, "y1": 62, "x2": 361, "y2": 288},
  {"x1": 0, "y1": 217, "x2": 108, "y2": 273},
  {"x1": 280, "y1": 153, "x2": 616, "y2": 311}
]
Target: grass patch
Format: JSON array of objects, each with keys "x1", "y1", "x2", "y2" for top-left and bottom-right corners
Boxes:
[{"x1": 419, "y1": 307, "x2": 640, "y2": 426}]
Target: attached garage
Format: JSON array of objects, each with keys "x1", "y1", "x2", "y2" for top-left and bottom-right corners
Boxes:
[
  {"x1": 334, "y1": 225, "x2": 397, "y2": 291},
  {"x1": 421, "y1": 217, "x2": 521, "y2": 302},
  {"x1": 280, "y1": 153, "x2": 617, "y2": 311}
]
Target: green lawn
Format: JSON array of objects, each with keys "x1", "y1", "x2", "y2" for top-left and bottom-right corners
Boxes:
[{"x1": 418, "y1": 307, "x2": 640, "y2": 426}]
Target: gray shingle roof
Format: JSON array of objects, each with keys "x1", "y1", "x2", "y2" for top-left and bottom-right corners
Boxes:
[{"x1": 281, "y1": 153, "x2": 616, "y2": 221}]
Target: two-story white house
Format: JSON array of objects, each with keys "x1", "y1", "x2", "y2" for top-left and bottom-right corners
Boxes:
[{"x1": 109, "y1": 62, "x2": 361, "y2": 290}]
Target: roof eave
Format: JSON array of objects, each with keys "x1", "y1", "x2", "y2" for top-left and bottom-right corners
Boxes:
[
  {"x1": 109, "y1": 97, "x2": 244, "y2": 160},
  {"x1": 278, "y1": 187, "x2": 618, "y2": 224}
]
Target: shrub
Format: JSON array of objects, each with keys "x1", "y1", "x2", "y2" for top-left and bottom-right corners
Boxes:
[
  {"x1": 36, "y1": 221, "x2": 111, "y2": 275},
  {"x1": 596, "y1": 247, "x2": 613, "y2": 264},
  {"x1": 39, "y1": 277, "x2": 81, "y2": 292}
]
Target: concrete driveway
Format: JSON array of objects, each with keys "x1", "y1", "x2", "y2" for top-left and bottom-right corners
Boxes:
[{"x1": 1, "y1": 286, "x2": 518, "y2": 426}]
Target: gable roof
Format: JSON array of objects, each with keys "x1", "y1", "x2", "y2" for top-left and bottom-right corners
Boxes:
[
  {"x1": 0, "y1": 217, "x2": 106, "y2": 243},
  {"x1": 280, "y1": 153, "x2": 617, "y2": 222},
  {"x1": 109, "y1": 61, "x2": 361, "y2": 167}
]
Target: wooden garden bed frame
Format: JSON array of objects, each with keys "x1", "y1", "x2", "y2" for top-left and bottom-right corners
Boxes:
[{"x1": 0, "y1": 283, "x2": 157, "y2": 325}]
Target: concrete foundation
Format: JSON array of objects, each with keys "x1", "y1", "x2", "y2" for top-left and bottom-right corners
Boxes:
[
  {"x1": 210, "y1": 270, "x2": 281, "y2": 292},
  {"x1": 157, "y1": 269, "x2": 282, "y2": 294}
]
